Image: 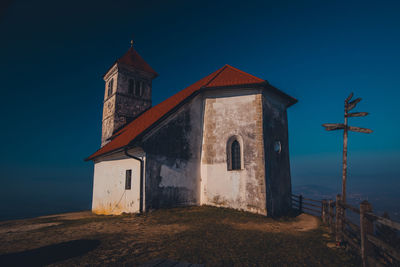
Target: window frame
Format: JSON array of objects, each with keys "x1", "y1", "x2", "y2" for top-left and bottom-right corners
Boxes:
[
  {"x1": 134, "y1": 80, "x2": 141, "y2": 97},
  {"x1": 125, "y1": 169, "x2": 132, "y2": 190},
  {"x1": 139, "y1": 82, "x2": 144, "y2": 97},
  {"x1": 231, "y1": 140, "x2": 241, "y2": 170},
  {"x1": 226, "y1": 135, "x2": 244, "y2": 171},
  {"x1": 128, "y1": 79, "x2": 134, "y2": 95},
  {"x1": 107, "y1": 78, "x2": 114, "y2": 97}
]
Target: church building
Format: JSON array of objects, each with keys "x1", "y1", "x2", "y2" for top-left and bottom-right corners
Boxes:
[{"x1": 86, "y1": 44, "x2": 297, "y2": 217}]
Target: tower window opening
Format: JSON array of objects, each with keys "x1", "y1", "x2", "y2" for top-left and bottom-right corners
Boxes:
[
  {"x1": 128, "y1": 79, "x2": 134, "y2": 95},
  {"x1": 135, "y1": 80, "x2": 141, "y2": 96},
  {"x1": 139, "y1": 82, "x2": 144, "y2": 97},
  {"x1": 107, "y1": 78, "x2": 114, "y2": 97}
]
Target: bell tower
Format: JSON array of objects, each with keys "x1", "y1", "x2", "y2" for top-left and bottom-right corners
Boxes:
[{"x1": 101, "y1": 42, "x2": 158, "y2": 147}]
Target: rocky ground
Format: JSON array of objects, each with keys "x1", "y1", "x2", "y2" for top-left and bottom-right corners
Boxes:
[{"x1": 0, "y1": 206, "x2": 361, "y2": 266}]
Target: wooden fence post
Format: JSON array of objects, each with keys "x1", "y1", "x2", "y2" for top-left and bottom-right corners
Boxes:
[
  {"x1": 328, "y1": 200, "x2": 334, "y2": 234},
  {"x1": 322, "y1": 199, "x2": 327, "y2": 224},
  {"x1": 299, "y1": 195, "x2": 303, "y2": 213},
  {"x1": 336, "y1": 194, "x2": 343, "y2": 244},
  {"x1": 360, "y1": 200, "x2": 373, "y2": 267}
]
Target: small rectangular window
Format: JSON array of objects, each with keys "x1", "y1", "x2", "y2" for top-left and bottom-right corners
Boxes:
[{"x1": 125, "y1": 170, "x2": 132, "y2": 190}]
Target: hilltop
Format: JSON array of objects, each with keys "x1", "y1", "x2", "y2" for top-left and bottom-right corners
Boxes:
[{"x1": 0, "y1": 206, "x2": 360, "y2": 266}]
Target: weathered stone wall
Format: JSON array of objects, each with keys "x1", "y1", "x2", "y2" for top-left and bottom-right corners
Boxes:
[
  {"x1": 92, "y1": 149, "x2": 145, "y2": 215},
  {"x1": 115, "y1": 67, "x2": 152, "y2": 130},
  {"x1": 102, "y1": 94, "x2": 116, "y2": 146},
  {"x1": 101, "y1": 65, "x2": 153, "y2": 147},
  {"x1": 262, "y1": 91, "x2": 292, "y2": 216},
  {"x1": 102, "y1": 71, "x2": 119, "y2": 146},
  {"x1": 103, "y1": 64, "x2": 118, "y2": 100},
  {"x1": 200, "y1": 89, "x2": 267, "y2": 215},
  {"x1": 142, "y1": 95, "x2": 203, "y2": 210},
  {"x1": 116, "y1": 67, "x2": 152, "y2": 100}
]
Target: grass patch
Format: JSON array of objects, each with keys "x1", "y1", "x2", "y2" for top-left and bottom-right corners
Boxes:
[
  {"x1": 0, "y1": 206, "x2": 361, "y2": 266},
  {"x1": 124, "y1": 206, "x2": 361, "y2": 266}
]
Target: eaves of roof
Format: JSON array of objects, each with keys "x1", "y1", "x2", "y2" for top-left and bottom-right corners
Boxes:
[{"x1": 85, "y1": 64, "x2": 296, "y2": 161}]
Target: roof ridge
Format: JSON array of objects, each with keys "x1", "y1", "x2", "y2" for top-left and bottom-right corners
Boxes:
[
  {"x1": 108, "y1": 66, "x2": 223, "y2": 140},
  {"x1": 86, "y1": 64, "x2": 296, "y2": 161},
  {"x1": 202, "y1": 65, "x2": 229, "y2": 88},
  {"x1": 224, "y1": 64, "x2": 265, "y2": 82},
  {"x1": 117, "y1": 47, "x2": 158, "y2": 76}
]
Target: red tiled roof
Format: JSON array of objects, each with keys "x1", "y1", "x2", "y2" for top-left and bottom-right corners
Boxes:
[
  {"x1": 86, "y1": 65, "x2": 271, "y2": 161},
  {"x1": 117, "y1": 47, "x2": 158, "y2": 77}
]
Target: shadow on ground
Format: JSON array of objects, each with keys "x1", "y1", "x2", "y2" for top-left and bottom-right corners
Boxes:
[
  {"x1": 0, "y1": 207, "x2": 361, "y2": 266},
  {"x1": 0, "y1": 239, "x2": 100, "y2": 267}
]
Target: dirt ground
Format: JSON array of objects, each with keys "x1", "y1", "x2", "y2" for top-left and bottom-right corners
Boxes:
[{"x1": 0, "y1": 206, "x2": 361, "y2": 266}]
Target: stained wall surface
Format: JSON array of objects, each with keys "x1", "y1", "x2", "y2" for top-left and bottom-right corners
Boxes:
[
  {"x1": 93, "y1": 86, "x2": 294, "y2": 217},
  {"x1": 92, "y1": 150, "x2": 144, "y2": 215},
  {"x1": 114, "y1": 66, "x2": 153, "y2": 127},
  {"x1": 101, "y1": 64, "x2": 153, "y2": 147},
  {"x1": 262, "y1": 91, "x2": 292, "y2": 216},
  {"x1": 142, "y1": 95, "x2": 203, "y2": 210},
  {"x1": 200, "y1": 89, "x2": 267, "y2": 215},
  {"x1": 102, "y1": 70, "x2": 118, "y2": 147}
]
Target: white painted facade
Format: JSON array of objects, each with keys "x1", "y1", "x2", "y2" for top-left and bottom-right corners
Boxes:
[
  {"x1": 92, "y1": 150, "x2": 145, "y2": 215},
  {"x1": 90, "y1": 63, "x2": 295, "y2": 216},
  {"x1": 200, "y1": 90, "x2": 267, "y2": 215},
  {"x1": 92, "y1": 90, "x2": 269, "y2": 215}
]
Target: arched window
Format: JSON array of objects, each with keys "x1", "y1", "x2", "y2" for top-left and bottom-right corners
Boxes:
[
  {"x1": 128, "y1": 79, "x2": 134, "y2": 95},
  {"x1": 227, "y1": 136, "x2": 243, "y2": 170},
  {"x1": 107, "y1": 78, "x2": 114, "y2": 97},
  {"x1": 231, "y1": 140, "x2": 241, "y2": 170},
  {"x1": 139, "y1": 82, "x2": 145, "y2": 97},
  {"x1": 135, "y1": 80, "x2": 141, "y2": 96}
]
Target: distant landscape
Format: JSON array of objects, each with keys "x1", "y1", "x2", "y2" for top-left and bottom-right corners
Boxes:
[{"x1": 1, "y1": 180, "x2": 398, "y2": 222}]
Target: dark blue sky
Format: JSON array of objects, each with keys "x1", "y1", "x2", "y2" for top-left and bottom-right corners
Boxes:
[{"x1": 1, "y1": 0, "x2": 399, "y2": 220}]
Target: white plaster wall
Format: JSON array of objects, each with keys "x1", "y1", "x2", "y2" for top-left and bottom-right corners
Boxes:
[
  {"x1": 200, "y1": 90, "x2": 266, "y2": 215},
  {"x1": 201, "y1": 163, "x2": 247, "y2": 209},
  {"x1": 92, "y1": 151, "x2": 144, "y2": 215}
]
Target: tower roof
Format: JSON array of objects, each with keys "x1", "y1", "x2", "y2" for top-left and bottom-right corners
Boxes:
[
  {"x1": 107, "y1": 47, "x2": 158, "y2": 77},
  {"x1": 86, "y1": 64, "x2": 297, "y2": 161}
]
